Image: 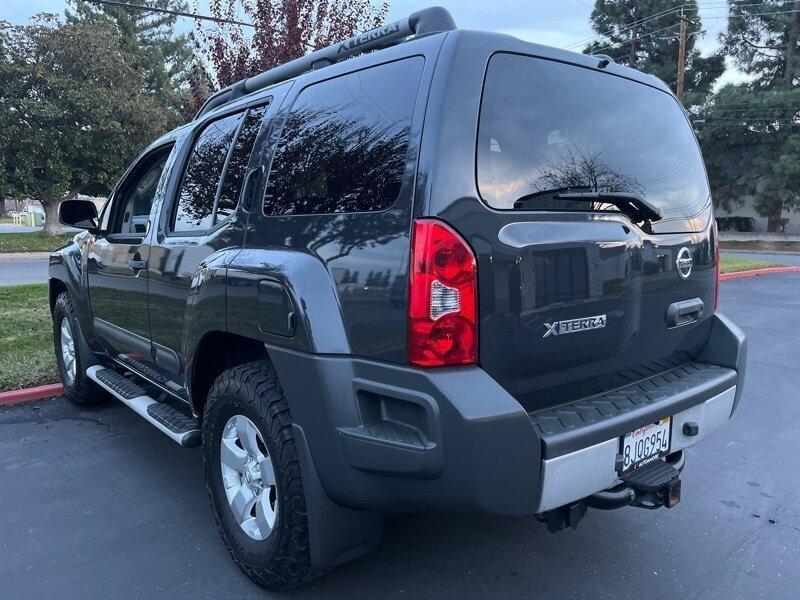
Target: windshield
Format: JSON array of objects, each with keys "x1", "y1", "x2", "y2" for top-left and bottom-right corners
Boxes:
[{"x1": 477, "y1": 53, "x2": 710, "y2": 231}]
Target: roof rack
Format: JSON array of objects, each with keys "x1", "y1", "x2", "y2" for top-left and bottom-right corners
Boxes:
[{"x1": 194, "y1": 6, "x2": 457, "y2": 120}]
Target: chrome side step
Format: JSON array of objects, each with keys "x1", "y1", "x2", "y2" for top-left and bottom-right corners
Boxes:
[{"x1": 86, "y1": 365, "x2": 200, "y2": 447}]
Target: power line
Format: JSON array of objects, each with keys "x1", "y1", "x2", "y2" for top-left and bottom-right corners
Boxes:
[
  {"x1": 566, "y1": 1, "x2": 794, "y2": 51},
  {"x1": 565, "y1": 1, "x2": 724, "y2": 49},
  {"x1": 595, "y1": 8, "x2": 799, "y2": 60},
  {"x1": 83, "y1": 0, "x2": 255, "y2": 28}
]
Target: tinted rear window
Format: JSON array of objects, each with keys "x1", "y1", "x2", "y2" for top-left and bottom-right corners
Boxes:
[
  {"x1": 477, "y1": 53, "x2": 710, "y2": 228},
  {"x1": 263, "y1": 57, "x2": 424, "y2": 215},
  {"x1": 173, "y1": 112, "x2": 242, "y2": 232}
]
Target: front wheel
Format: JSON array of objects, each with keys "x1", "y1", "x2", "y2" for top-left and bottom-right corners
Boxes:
[
  {"x1": 52, "y1": 292, "x2": 105, "y2": 406},
  {"x1": 202, "y1": 361, "x2": 317, "y2": 590}
]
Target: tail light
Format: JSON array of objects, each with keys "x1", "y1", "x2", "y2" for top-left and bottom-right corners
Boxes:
[{"x1": 408, "y1": 219, "x2": 477, "y2": 367}]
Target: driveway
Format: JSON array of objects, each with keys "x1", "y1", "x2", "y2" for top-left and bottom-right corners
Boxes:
[
  {"x1": 0, "y1": 252, "x2": 50, "y2": 286},
  {"x1": 1, "y1": 275, "x2": 799, "y2": 599}
]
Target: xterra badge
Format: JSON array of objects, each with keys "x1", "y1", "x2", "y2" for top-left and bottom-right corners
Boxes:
[{"x1": 543, "y1": 314, "x2": 607, "y2": 338}]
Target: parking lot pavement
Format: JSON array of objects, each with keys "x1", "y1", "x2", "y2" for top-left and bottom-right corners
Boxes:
[
  {"x1": 1, "y1": 274, "x2": 799, "y2": 600},
  {"x1": 0, "y1": 253, "x2": 50, "y2": 286}
]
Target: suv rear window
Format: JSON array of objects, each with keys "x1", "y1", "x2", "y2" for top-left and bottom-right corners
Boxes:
[
  {"x1": 477, "y1": 53, "x2": 710, "y2": 228},
  {"x1": 263, "y1": 57, "x2": 424, "y2": 215}
]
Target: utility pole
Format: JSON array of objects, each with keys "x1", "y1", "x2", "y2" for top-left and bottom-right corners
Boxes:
[
  {"x1": 629, "y1": 3, "x2": 639, "y2": 67},
  {"x1": 676, "y1": 9, "x2": 688, "y2": 102}
]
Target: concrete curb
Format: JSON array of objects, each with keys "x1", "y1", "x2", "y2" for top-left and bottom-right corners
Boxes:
[
  {"x1": 720, "y1": 266, "x2": 800, "y2": 281},
  {"x1": 0, "y1": 383, "x2": 64, "y2": 407}
]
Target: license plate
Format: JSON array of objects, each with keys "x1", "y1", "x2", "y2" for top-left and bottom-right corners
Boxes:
[{"x1": 619, "y1": 417, "x2": 671, "y2": 474}]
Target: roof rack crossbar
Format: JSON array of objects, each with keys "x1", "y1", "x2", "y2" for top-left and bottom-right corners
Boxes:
[{"x1": 194, "y1": 6, "x2": 456, "y2": 120}]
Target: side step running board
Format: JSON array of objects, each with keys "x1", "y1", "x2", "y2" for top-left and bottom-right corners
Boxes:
[{"x1": 87, "y1": 365, "x2": 200, "y2": 447}]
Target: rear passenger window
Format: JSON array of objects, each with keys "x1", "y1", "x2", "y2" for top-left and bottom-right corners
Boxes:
[
  {"x1": 216, "y1": 104, "x2": 270, "y2": 223},
  {"x1": 172, "y1": 102, "x2": 270, "y2": 233},
  {"x1": 173, "y1": 112, "x2": 242, "y2": 232},
  {"x1": 264, "y1": 57, "x2": 424, "y2": 215}
]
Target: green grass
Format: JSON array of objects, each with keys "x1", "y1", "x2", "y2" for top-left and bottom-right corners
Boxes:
[
  {"x1": 719, "y1": 256, "x2": 783, "y2": 274},
  {"x1": 0, "y1": 215, "x2": 14, "y2": 224},
  {"x1": 0, "y1": 231, "x2": 74, "y2": 253},
  {"x1": 0, "y1": 284, "x2": 58, "y2": 392}
]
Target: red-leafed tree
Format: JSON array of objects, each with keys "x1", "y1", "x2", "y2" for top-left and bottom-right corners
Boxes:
[{"x1": 189, "y1": 0, "x2": 388, "y2": 112}]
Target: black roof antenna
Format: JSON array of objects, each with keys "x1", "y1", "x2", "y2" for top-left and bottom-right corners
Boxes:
[{"x1": 195, "y1": 6, "x2": 457, "y2": 120}]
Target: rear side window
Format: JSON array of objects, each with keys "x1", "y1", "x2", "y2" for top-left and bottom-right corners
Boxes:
[
  {"x1": 173, "y1": 112, "x2": 242, "y2": 232},
  {"x1": 263, "y1": 57, "x2": 424, "y2": 215},
  {"x1": 172, "y1": 103, "x2": 270, "y2": 233},
  {"x1": 477, "y1": 53, "x2": 710, "y2": 229},
  {"x1": 216, "y1": 104, "x2": 270, "y2": 222}
]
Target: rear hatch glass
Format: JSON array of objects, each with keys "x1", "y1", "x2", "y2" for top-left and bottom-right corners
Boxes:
[{"x1": 477, "y1": 53, "x2": 710, "y2": 234}]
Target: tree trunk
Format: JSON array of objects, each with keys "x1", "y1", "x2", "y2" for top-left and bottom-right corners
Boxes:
[
  {"x1": 41, "y1": 199, "x2": 63, "y2": 235},
  {"x1": 768, "y1": 209, "x2": 784, "y2": 233}
]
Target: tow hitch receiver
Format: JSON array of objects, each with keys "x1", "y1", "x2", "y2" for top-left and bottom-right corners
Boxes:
[
  {"x1": 622, "y1": 460, "x2": 681, "y2": 509},
  {"x1": 539, "y1": 457, "x2": 684, "y2": 533}
]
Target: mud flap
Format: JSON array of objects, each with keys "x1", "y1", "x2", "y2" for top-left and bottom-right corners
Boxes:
[{"x1": 291, "y1": 424, "x2": 384, "y2": 570}]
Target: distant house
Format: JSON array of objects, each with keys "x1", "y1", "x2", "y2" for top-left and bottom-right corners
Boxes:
[{"x1": 716, "y1": 198, "x2": 800, "y2": 234}]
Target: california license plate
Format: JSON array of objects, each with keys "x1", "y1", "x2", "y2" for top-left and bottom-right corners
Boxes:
[{"x1": 620, "y1": 417, "x2": 671, "y2": 474}]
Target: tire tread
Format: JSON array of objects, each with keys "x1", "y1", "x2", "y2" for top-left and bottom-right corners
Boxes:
[{"x1": 202, "y1": 361, "x2": 318, "y2": 589}]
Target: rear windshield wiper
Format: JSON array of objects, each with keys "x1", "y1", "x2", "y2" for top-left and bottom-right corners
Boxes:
[
  {"x1": 553, "y1": 191, "x2": 663, "y2": 223},
  {"x1": 512, "y1": 187, "x2": 592, "y2": 209}
]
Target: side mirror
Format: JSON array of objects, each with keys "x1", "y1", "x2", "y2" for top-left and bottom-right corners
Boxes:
[{"x1": 59, "y1": 199, "x2": 99, "y2": 231}]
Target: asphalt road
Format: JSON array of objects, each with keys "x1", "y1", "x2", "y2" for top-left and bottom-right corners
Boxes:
[
  {"x1": 2, "y1": 274, "x2": 799, "y2": 600},
  {"x1": 0, "y1": 253, "x2": 50, "y2": 286}
]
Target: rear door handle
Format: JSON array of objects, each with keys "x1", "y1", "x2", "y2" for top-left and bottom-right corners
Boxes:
[
  {"x1": 666, "y1": 298, "x2": 704, "y2": 328},
  {"x1": 129, "y1": 259, "x2": 148, "y2": 271}
]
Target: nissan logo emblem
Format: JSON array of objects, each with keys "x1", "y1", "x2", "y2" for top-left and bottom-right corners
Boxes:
[{"x1": 676, "y1": 247, "x2": 693, "y2": 279}]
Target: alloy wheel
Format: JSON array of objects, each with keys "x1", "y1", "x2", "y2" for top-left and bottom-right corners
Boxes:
[
  {"x1": 59, "y1": 318, "x2": 76, "y2": 386},
  {"x1": 220, "y1": 415, "x2": 278, "y2": 541}
]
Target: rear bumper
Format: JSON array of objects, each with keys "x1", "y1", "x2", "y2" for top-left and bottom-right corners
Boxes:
[
  {"x1": 535, "y1": 385, "x2": 735, "y2": 512},
  {"x1": 267, "y1": 312, "x2": 746, "y2": 516}
]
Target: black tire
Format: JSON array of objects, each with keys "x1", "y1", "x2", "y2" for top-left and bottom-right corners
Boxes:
[
  {"x1": 52, "y1": 292, "x2": 105, "y2": 406},
  {"x1": 202, "y1": 361, "x2": 317, "y2": 590}
]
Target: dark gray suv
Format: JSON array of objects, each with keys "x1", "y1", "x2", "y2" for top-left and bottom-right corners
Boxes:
[{"x1": 50, "y1": 6, "x2": 747, "y2": 589}]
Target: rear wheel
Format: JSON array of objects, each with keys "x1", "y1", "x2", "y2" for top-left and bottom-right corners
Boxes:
[
  {"x1": 52, "y1": 293, "x2": 105, "y2": 406},
  {"x1": 202, "y1": 361, "x2": 317, "y2": 589}
]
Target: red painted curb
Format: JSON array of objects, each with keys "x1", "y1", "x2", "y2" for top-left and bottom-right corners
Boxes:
[
  {"x1": 720, "y1": 266, "x2": 800, "y2": 281},
  {"x1": 0, "y1": 383, "x2": 64, "y2": 407}
]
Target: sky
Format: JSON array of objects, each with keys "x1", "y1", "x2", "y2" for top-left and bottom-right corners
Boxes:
[{"x1": 0, "y1": 0, "x2": 747, "y2": 88}]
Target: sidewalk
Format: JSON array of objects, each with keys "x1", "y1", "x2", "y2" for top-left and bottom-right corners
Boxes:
[{"x1": 720, "y1": 232, "x2": 800, "y2": 242}]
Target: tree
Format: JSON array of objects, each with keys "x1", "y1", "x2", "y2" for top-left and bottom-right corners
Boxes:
[
  {"x1": 701, "y1": 1, "x2": 799, "y2": 230},
  {"x1": 584, "y1": 0, "x2": 724, "y2": 107},
  {"x1": 188, "y1": 0, "x2": 388, "y2": 113},
  {"x1": 0, "y1": 15, "x2": 176, "y2": 233},
  {"x1": 67, "y1": 0, "x2": 193, "y2": 122}
]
